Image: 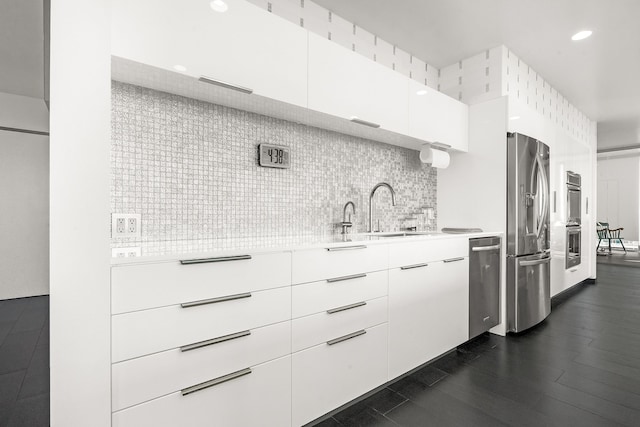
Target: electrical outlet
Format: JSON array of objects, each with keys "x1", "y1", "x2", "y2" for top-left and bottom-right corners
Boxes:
[
  {"x1": 112, "y1": 247, "x2": 141, "y2": 258},
  {"x1": 111, "y1": 214, "x2": 141, "y2": 238}
]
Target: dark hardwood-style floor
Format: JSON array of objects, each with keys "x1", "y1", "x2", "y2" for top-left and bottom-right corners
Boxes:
[
  {"x1": 0, "y1": 296, "x2": 49, "y2": 427},
  {"x1": 314, "y1": 264, "x2": 640, "y2": 427}
]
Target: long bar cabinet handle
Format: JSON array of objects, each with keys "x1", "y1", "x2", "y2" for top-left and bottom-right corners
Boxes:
[
  {"x1": 350, "y1": 117, "x2": 381, "y2": 128},
  {"x1": 198, "y1": 76, "x2": 253, "y2": 94},
  {"x1": 400, "y1": 263, "x2": 429, "y2": 270},
  {"x1": 326, "y1": 245, "x2": 367, "y2": 252},
  {"x1": 181, "y1": 368, "x2": 252, "y2": 396},
  {"x1": 180, "y1": 330, "x2": 251, "y2": 352},
  {"x1": 326, "y1": 273, "x2": 367, "y2": 283},
  {"x1": 181, "y1": 292, "x2": 252, "y2": 308},
  {"x1": 326, "y1": 301, "x2": 367, "y2": 314},
  {"x1": 180, "y1": 255, "x2": 252, "y2": 265},
  {"x1": 327, "y1": 330, "x2": 367, "y2": 346},
  {"x1": 443, "y1": 257, "x2": 465, "y2": 263}
]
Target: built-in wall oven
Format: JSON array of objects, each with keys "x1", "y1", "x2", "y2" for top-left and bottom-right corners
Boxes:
[{"x1": 566, "y1": 171, "x2": 581, "y2": 268}]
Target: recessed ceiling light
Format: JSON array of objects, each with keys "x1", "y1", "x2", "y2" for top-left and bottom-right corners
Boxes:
[
  {"x1": 571, "y1": 30, "x2": 592, "y2": 41},
  {"x1": 210, "y1": 0, "x2": 228, "y2": 12},
  {"x1": 173, "y1": 64, "x2": 187, "y2": 72},
  {"x1": 416, "y1": 89, "x2": 428, "y2": 96},
  {"x1": 509, "y1": 116, "x2": 520, "y2": 121}
]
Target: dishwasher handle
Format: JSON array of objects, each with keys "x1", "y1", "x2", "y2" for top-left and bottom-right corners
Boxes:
[{"x1": 471, "y1": 244, "x2": 501, "y2": 252}]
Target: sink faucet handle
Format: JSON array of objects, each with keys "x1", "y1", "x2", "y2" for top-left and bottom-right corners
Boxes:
[{"x1": 342, "y1": 201, "x2": 356, "y2": 234}]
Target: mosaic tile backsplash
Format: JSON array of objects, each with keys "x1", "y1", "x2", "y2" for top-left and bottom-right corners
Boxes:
[{"x1": 111, "y1": 82, "x2": 437, "y2": 243}]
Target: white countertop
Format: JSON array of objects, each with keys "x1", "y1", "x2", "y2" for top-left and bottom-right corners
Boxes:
[{"x1": 111, "y1": 231, "x2": 503, "y2": 265}]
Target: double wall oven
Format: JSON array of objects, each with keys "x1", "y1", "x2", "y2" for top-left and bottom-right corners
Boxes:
[{"x1": 566, "y1": 171, "x2": 581, "y2": 268}]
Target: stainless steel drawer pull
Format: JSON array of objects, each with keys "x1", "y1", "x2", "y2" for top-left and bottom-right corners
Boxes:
[
  {"x1": 471, "y1": 245, "x2": 501, "y2": 252},
  {"x1": 181, "y1": 368, "x2": 252, "y2": 396},
  {"x1": 444, "y1": 257, "x2": 465, "y2": 263},
  {"x1": 180, "y1": 255, "x2": 252, "y2": 265},
  {"x1": 198, "y1": 76, "x2": 253, "y2": 94},
  {"x1": 326, "y1": 245, "x2": 367, "y2": 252},
  {"x1": 327, "y1": 329, "x2": 367, "y2": 346},
  {"x1": 181, "y1": 292, "x2": 252, "y2": 308},
  {"x1": 327, "y1": 273, "x2": 367, "y2": 283},
  {"x1": 180, "y1": 330, "x2": 251, "y2": 352},
  {"x1": 400, "y1": 263, "x2": 429, "y2": 270},
  {"x1": 350, "y1": 117, "x2": 381, "y2": 128},
  {"x1": 327, "y1": 301, "x2": 367, "y2": 314},
  {"x1": 519, "y1": 257, "x2": 551, "y2": 267}
]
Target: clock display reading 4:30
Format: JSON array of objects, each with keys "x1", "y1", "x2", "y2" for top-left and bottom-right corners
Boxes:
[{"x1": 259, "y1": 144, "x2": 291, "y2": 169}]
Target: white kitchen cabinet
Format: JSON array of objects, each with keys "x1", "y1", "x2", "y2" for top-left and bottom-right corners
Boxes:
[
  {"x1": 408, "y1": 80, "x2": 469, "y2": 152},
  {"x1": 112, "y1": 320, "x2": 291, "y2": 411},
  {"x1": 307, "y1": 33, "x2": 409, "y2": 135},
  {"x1": 388, "y1": 258, "x2": 469, "y2": 379},
  {"x1": 112, "y1": 355, "x2": 292, "y2": 427},
  {"x1": 291, "y1": 270, "x2": 388, "y2": 318},
  {"x1": 112, "y1": 286, "x2": 290, "y2": 362},
  {"x1": 292, "y1": 323, "x2": 388, "y2": 426},
  {"x1": 291, "y1": 243, "x2": 388, "y2": 284},
  {"x1": 111, "y1": 252, "x2": 291, "y2": 314},
  {"x1": 388, "y1": 237, "x2": 467, "y2": 269},
  {"x1": 292, "y1": 296, "x2": 387, "y2": 352},
  {"x1": 111, "y1": 0, "x2": 308, "y2": 107}
]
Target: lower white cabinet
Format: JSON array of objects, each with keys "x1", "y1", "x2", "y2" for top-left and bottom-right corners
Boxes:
[
  {"x1": 292, "y1": 323, "x2": 388, "y2": 426},
  {"x1": 389, "y1": 258, "x2": 469, "y2": 379},
  {"x1": 112, "y1": 321, "x2": 291, "y2": 412},
  {"x1": 112, "y1": 355, "x2": 292, "y2": 427}
]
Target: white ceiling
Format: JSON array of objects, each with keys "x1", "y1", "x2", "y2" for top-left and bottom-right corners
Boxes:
[
  {"x1": 0, "y1": 0, "x2": 44, "y2": 99},
  {"x1": 314, "y1": 0, "x2": 640, "y2": 149}
]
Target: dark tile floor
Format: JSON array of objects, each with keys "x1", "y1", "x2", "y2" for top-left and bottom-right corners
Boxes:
[
  {"x1": 2, "y1": 264, "x2": 639, "y2": 427},
  {"x1": 312, "y1": 263, "x2": 640, "y2": 427},
  {"x1": 0, "y1": 296, "x2": 49, "y2": 427}
]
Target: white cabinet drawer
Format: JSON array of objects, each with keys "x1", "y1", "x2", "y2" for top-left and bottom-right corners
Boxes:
[
  {"x1": 292, "y1": 244, "x2": 388, "y2": 284},
  {"x1": 292, "y1": 270, "x2": 387, "y2": 318},
  {"x1": 112, "y1": 320, "x2": 290, "y2": 411},
  {"x1": 388, "y1": 237, "x2": 467, "y2": 268},
  {"x1": 292, "y1": 323, "x2": 388, "y2": 426},
  {"x1": 112, "y1": 355, "x2": 292, "y2": 427},
  {"x1": 111, "y1": 251, "x2": 291, "y2": 314},
  {"x1": 292, "y1": 296, "x2": 387, "y2": 352},
  {"x1": 112, "y1": 286, "x2": 290, "y2": 362}
]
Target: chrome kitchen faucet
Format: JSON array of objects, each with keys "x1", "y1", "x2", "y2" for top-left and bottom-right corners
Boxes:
[{"x1": 369, "y1": 182, "x2": 397, "y2": 232}]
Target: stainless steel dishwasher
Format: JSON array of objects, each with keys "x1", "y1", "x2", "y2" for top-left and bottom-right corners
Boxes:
[{"x1": 469, "y1": 236, "x2": 502, "y2": 339}]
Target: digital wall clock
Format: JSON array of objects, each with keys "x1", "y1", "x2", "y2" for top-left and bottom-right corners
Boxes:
[{"x1": 259, "y1": 144, "x2": 291, "y2": 169}]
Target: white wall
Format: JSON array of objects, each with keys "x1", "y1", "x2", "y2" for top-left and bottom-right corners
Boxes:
[
  {"x1": 597, "y1": 156, "x2": 640, "y2": 242},
  {"x1": 49, "y1": 0, "x2": 111, "y2": 425},
  {"x1": 0, "y1": 130, "x2": 49, "y2": 299},
  {"x1": 0, "y1": 92, "x2": 49, "y2": 300}
]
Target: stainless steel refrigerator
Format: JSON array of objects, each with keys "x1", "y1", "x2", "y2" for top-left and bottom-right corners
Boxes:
[{"x1": 506, "y1": 132, "x2": 551, "y2": 333}]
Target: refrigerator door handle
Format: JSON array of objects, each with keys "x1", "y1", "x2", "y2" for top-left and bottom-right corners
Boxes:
[
  {"x1": 531, "y1": 149, "x2": 549, "y2": 240},
  {"x1": 519, "y1": 257, "x2": 551, "y2": 267}
]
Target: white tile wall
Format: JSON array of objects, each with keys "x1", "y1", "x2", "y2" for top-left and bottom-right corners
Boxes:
[
  {"x1": 246, "y1": 0, "x2": 440, "y2": 89},
  {"x1": 111, "y1": 82, "x2": 438, "y2": 244}
]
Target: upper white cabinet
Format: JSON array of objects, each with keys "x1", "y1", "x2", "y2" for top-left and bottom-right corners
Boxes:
[
  {"x1": 111, "y1": 0, "x2": 308, "y2": 108},
  {"x1": 308, "y1": 33, "x2": 409, "y2": 135},
  {"x1": 408, "y1": 80, "x2": 469, "y2": 152}
]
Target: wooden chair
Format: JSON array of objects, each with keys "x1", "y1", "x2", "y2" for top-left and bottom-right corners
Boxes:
[{"x1": 597, "y1": 222, "x2": 626, "y2": 253}]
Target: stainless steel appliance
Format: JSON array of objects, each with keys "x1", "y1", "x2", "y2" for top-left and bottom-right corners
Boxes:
[
  {"x1": 566, "y1": 226, "x2": 581, "y2": 268},
  {"x1": 506, "y1": 133, "x2": 551, "y2": 333},
  {"x1": 566, "y1": 171, "x2": 581, "y2": 226},
  {"x1": 565, "y1": 171, "x2": 582, "y2": 268},
  {"x1": 469, "y1": 237, "x2": 501, "y2": 339}
]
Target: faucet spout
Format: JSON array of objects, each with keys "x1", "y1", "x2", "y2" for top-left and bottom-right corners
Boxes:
[
  {"x1": 341, "y1": 201, "x2": 356, "y2": 234},
  {"x1": 369, "y1": 182, "x2": 397, "y2": 232}
]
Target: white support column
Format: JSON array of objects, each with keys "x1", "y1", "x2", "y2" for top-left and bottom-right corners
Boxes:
[{"x1": 49, "y1": 0, "x2": 111, "y2": 425}]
